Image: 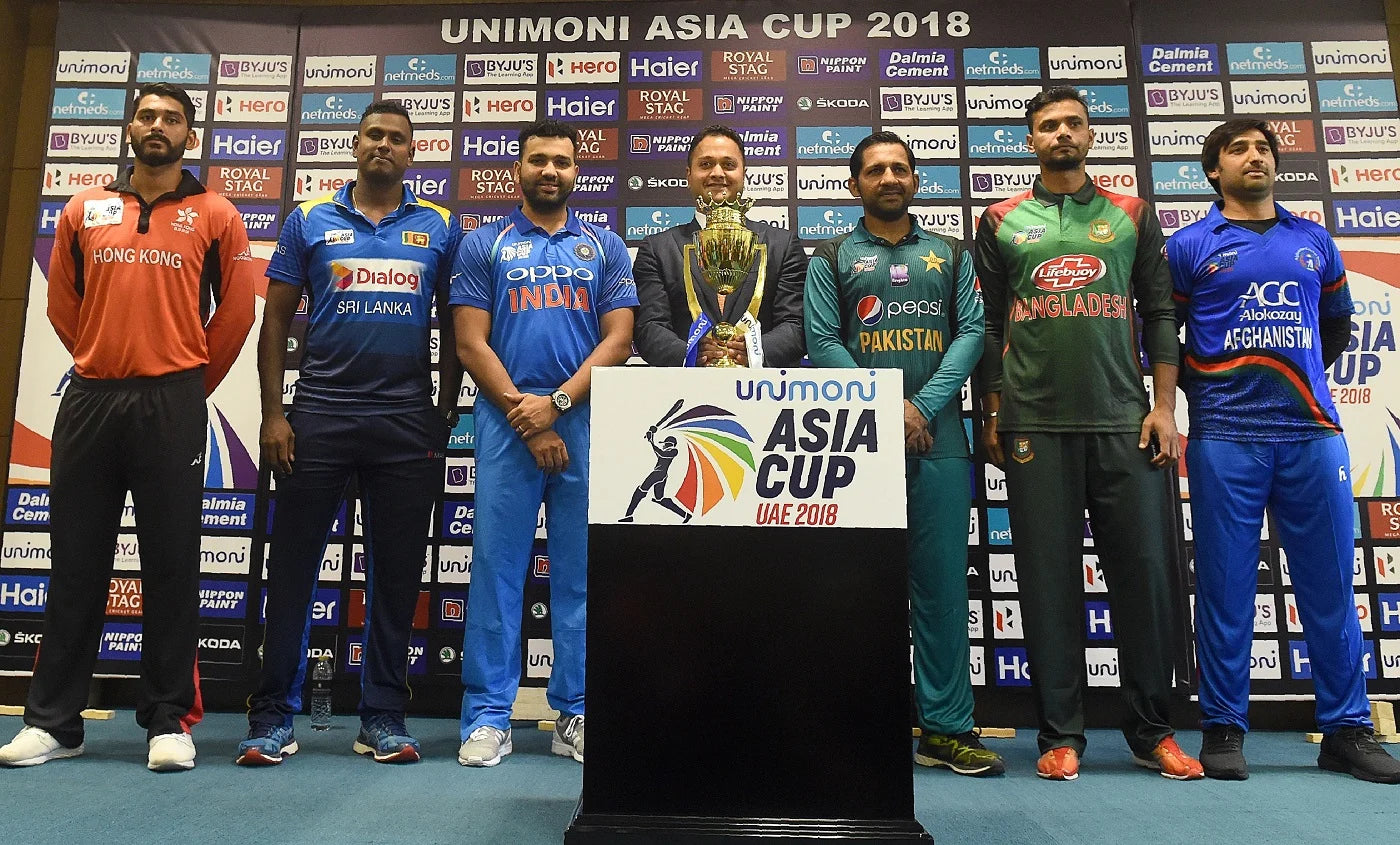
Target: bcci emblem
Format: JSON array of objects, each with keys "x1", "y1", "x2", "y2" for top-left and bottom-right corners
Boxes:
[
  {"x1": 1012, "y1": 437, "x2": 1034, "y2": 464},
  {"x1": 574, "y1": 242, "x2": 596, "y2": 261},
  {"x1": 1087, "y1": 219, "x2": 1114, "y2": 243},
  {"x1": 619, "y1": 400, "x2": 756, "y2": 524}
]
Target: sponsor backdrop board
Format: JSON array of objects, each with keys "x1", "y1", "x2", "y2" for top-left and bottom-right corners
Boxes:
[{"x1": 2, "y1": 0, "x2": 1397, "y2": 699}]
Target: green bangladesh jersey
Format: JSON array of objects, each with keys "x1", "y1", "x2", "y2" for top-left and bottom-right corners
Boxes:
[
  {"x1": 805, "y1": 216, "x2": 984, "y2": 460},
  {"x1": 973, "y1": 177, "x2": 1178, "y2": 433}
]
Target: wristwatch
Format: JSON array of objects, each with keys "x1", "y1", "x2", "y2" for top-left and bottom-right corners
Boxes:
[{"x1": 550, "y1": 389, "x2": 573, "y2": 414}]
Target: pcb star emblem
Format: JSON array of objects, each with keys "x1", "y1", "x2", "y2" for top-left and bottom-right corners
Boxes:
[{"x1": 920, "y1": 250, "x2": 945, "y2": 272}]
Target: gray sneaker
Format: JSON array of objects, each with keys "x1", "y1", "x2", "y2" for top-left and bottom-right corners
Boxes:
[
  {"x1": 552, "y1": 714, "x2": 584, "y2": 763},
  {"x1": 458, "y1": 726, "x2": 512, "y2": 767}
]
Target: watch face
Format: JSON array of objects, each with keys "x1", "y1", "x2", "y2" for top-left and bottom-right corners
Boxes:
[{"x1": 553, "y1": 392, "x2": 570, "y2": 411}]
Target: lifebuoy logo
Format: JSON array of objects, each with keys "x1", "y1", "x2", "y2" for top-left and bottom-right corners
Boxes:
[
  {"x1": 330, "y1": 259, "x2": 425, "y2": 293},
  {"x1": 1032, "y1": 255, "x2": 1107, "y2": 292}
]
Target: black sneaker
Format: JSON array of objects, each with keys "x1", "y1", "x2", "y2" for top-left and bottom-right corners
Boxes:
[
  {"x1": 1318, "y1": 726, "x2": 1400, "y2": 784},
  {"x1": 914, "y1": 731, "x2": 1006, "y2": 777},
  {"x1": 1199, "y1": 725, "x2": 1248, "y2": 780}
]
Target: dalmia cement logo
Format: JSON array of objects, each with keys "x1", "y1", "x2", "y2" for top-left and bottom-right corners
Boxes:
[{"x1": 620, "y1": 400, "x2": 755, "y2": 522}]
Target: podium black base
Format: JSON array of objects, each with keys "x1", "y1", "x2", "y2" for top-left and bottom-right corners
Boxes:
[{"x1": 566, "y1": 802, "x2": 932, "y2": 844}]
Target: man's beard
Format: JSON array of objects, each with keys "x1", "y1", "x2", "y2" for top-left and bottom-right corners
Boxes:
[
  {"x1": 865, "y1": 195, "x2": 910, "y2": 222},
  {"x1": 524, "y1": 181, "x2": 573, "y2": 212},
  {"x1": 1041, "y1": 150, "x2": 1085, "y2": 172},
  {"x1": 131, "y1": 135, "x2": 184, "y2": 167}
]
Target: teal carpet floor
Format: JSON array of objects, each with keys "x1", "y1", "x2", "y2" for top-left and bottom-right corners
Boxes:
[{"x1": 1, "y1": 712, "x2": 1396, "y2": 844}]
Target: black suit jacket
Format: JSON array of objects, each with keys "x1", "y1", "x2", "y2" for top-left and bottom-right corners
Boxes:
[{"x1": 633, "y1": 218, "x2": 807, "y2": 367}]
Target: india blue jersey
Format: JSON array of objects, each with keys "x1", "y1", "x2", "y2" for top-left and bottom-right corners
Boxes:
[
  {"x1": 1167, "y1": 202, "x2": 1352, "y2": 441},
  {"x1": 450, "y1": 207, "x2": 637, "y2": 392},
  {"x1": 267, "y1": 181, "x2": 460, "y2": 414}
]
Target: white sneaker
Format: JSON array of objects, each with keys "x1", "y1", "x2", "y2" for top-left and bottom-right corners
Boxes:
[
  {"x1": 551, "y1": 714, "x2": 584, "y2": 763},
  {"x1": 0, "y1": 726, "x2": 84, "y2": 767},
  {"x1": 147, "y1": 732, "x2": 197, "y2": 771},
  {"x1": 458, "y1": 726, "x2": 512, "y2": 767}
]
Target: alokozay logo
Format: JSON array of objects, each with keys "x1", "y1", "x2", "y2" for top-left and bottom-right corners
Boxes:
[
  {"x1": 1032, "y1": 255, "x2": 1106, "y2": 291},
  {"x1": 857, "y1": 295, "x2": 883, "y2": 326}
]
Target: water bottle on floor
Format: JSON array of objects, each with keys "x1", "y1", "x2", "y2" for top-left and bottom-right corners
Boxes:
[{"x1": 310, "y1": 657, "x2": 333, "y2": 730}]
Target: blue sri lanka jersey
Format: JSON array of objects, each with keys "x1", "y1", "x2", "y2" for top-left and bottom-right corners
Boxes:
[
  {"x1": 450, "y1": 207, "x2": 637, "y2": 392},
  {"x1": 267, "y1": 181, "x2": 460, "y2": 414},
  {"x1": 1167, "y1": 202, "x2": 1352, "y2": 441}
]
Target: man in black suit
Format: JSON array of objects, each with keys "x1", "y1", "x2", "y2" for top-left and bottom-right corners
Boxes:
[{"x1": 633, "y1": 125, "x2": 806, "y2": 367}]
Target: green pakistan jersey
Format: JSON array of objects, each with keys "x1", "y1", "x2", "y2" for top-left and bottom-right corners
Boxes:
[
  {"x1": 805, "y1": 216, "x2": 984, "y2": 459},
  {"x1": 974, "y1": 176, "x2": 1178, "y2": 433}
]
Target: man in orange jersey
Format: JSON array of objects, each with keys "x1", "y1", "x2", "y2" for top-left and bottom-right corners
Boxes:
[{"x1": 0, "y1": 83, "x2": 255, "y2": 772}]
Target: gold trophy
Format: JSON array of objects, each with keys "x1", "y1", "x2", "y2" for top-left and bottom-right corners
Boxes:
[{"x1": 691, "y1": 193, "x2": 759, "y2": 368}]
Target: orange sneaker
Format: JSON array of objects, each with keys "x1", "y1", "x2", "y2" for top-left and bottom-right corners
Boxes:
[
  {"x1": 1036, "y1": 747, "x2": 1080, "y2": 780},
  {"x1": 1134, "y1": 736, "x2": 1204, "y2": 780}
]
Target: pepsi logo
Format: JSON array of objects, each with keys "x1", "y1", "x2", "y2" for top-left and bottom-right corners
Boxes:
[
  {"x1": 857, "y1": 294, "x2": 883, "y2": 326},
  {"x1": 1031, "y1": 254, "x2": 1106, "y2": 292}
]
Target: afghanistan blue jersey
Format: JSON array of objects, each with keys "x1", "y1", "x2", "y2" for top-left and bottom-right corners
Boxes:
[
  {"x1": 1167, "y1": 202, "x2": 1352, "y2": 441},
  {"x1": 266, "y1": 181, "x2": 460, "y2": 414},
  {"x1": 450, "y1": 207, "x2": 637, "y2": 393}
]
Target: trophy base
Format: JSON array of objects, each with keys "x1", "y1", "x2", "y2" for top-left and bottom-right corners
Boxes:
[{"x1": 705, "y1": 357, "x2": 743, "y2": 369}]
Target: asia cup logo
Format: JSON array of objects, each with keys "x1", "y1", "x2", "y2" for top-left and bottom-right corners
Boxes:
[
  {"x1": 620, "y1": 401, "x2": 756, "y2": 523},
  {"x1": 857, "y1": 294, "x2": 883, "y2": 326}
]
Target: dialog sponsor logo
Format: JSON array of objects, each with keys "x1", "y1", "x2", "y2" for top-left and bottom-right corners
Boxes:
[
  {"x1": 1311, "y1": 40, "x2": 1392, "y2": 74},
  {"x1": 742, "y1": 166, "x2": 788, "y2": 200},
  {"x1": 963, "y1": 85, "x2": 1039, "y2": 119},
  {"x1": 882, "y1": 86, "x2": 959, "y2": 119},
  {"x1": 462, "y1": 53, "x2": 538, "y2": 85},
  {"x1": 210, "y1": 128, "x2": 286, "y2": 160},
  {"x1": 1329, "y1": 158, "x2": 1400, "y2": 192},
  {"x1": 711, "y1": 49, "x2": 786, "y2": 82},
  {"x1": 462, "y1": 90, "x2": 536, "y2": 123},
  {"x1": 628, "y1": 51, "x2": 702, "y2": 82},
  {"x1": 546, "y1": 51, "x2": 621, "y2": 84},
  {"x1": 962, "y1": 47, "x2": 1040, "y2": 79},
  {"x1": 1140, "y1": 44, "x2": 1219, "y2": 76},
  {"x1": 1323, "y1": 119, "x2": 1400, "y2": 152},
  {"x1": 136, "y1": 52, "x2": 210, "y2": 84},
  {"x1": 382, "y1": 54, "x2": 456, "y2": 86},
  {"x1": 624, "y1": 207, "x2": 692, "y2": 240},
  {"x1": 969, "y1": 165, "x2": 1038, "y2": 199},
  {"x1": 303, "y1": 55, "x2": 376, "y2": 87},
  {"x1": 625, "y1": 88, "x2": 697, "y2": 121},
  {"x1": 893, "y1": 125, "x2": 960, "y2": 159},
  {"x1": 329, "y1": 258, "x2": 425, "y2": 294},
  {"x1": 300, "y1": 92, "x2": 374, "y2": 124},
  {"x1": 1152, "y1": 161, "x2": 1214, "y2": 195},
  {"x1": 51, "y1": 88, "x2": 128, "y2": 120},
  {"x1": 796, "y1": 126, "x2": 867, "y2": 159},
  {"x1": 1086, "y1": 125, "x2": 1134, "y2": 159},
  {"x1": 1333, "y1": 199, "x2": 1400, "y2": 234},
  {"x1": 385, "y1": 91, "x2": 455, "y2": 124},
  {"x1": 218, "y1": 54, "x2": 293, "y2": 86},
  {"x1": 795, "y1": 51, "x2": 870, "y2": 80},
  {"x1": 1144, "y1": 82, "x2": 1224, "y2": 115},
  {"x1": 1156, "y1": 202, "x2": 1213, "y2": 235},
  {"x1": 796, "y1": 206, "x2": 860, "y2": 240},
  {"x1": 965, "y1": 125, "x2": 1033, "y2": 159},
  {"x1": 1230, "y1": 80, "x2": 1312, "y2": 113},
  {"x1": 1316, "y1": 79, "x2": 1399, "y2": 113},
  {"x1": 879, "y1": 48, "x2": 953, "y2": 80},
  {"x1": 47, "y1": 126, "x2": 122, "y2": 158},
  {"x1": 55, "y1": 50, "x2": 131, "y2": 83},
  {"x1": 1, "y1": 532, "x2": 52, "y2": 570},
  {"x1": 42, "y1": 163, "x2": 119, "y2": 197},
  {"x1": 1226, "y1": 42, "x2": 1307, "y2": 75},
  {"x1": 214, "y1": 90, "x2": 289, "y2": 123},
  {"x1": 1048, "y1": 46, "x2": 1127, "y2": 79}
]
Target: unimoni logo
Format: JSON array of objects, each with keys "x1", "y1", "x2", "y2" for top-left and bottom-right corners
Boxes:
[
  {"x1": 1032, "y1": 255, "x2": 1107, "y2": 291},
  {"x1": 330, "y1": 259, "x2": 424, "y2": 293}
]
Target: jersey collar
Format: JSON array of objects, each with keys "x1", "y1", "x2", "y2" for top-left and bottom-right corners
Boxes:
[
  {"x1": 1032, "y1": 175, "x2": 1097, "y2": 207},
  {"x1": 1205, "y1": 200, "x2": 1298, "y2": 233},
  {"x1": 509, "y1": 205, "x2": 583, "y2": 237},
  {"x1": 105, "y1": 166, "x2": 206, "y2": 200},
  {"x1": 333, "y1": 180, "x2": 418, "y2": 215},
  {"x1": 854, "y1": 214, "x2": 928, "y2": 247}
]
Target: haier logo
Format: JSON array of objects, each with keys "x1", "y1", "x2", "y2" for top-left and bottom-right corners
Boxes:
[
  {"x1": 1085, "y1": 601, "x2": 1113, "y2": 639},
  {"x1": 217, "y1": 54, "x2": 293, "y2": 86},
  {"x1": 303, "y1": 55, "x2": 376, "y2": 87},
  {"x1": 1144, "y1": 82, "x2": 1223, "y2": 115},
  {"x1": 55, "y1": 50, "x2": 131, "y2": 83},
  {"x1": 1231, "y1": 80, "x2": 1312, "y2": 114},
  {"x1": 962, "y1": 48, "x2": 1040, "y2": 79},
  {"x1": 210, "y1": 129, "x2": 286, "y2": 160},
  {"x1": 963, "y1": 85, "x2": 1039, "y2": 119},
  {"x1": 969, "y1": 166, "x2": 1038, "y2": 199},
  {"x1": 462, "y1": 54, "x2": 538, "y2": 85},
  {"x1": 796, "y1": 206, "x2": 859, "y2": 240},
  {"x1": 879, "y1": 49, "x2": 952, "y2": 80},
  {"x1": 625, "y1": 207, "x2": 691, "y2": 240},
  {"x1": 461, "y1": 130, "x2": 520, "y2": 162},
  {"x1": 136, "y1": 53, "x2": 211, "y2": 84},
  {"x1": 300, "y1": 93, "x2": 375, "y2": 124},
  {"x1": 546, "y1": 52, "x2": 621, "y2": 84},
  {"x1": 1311, "y1": 41, "x2": 1392, "y2": 74},
  {"x1": 994, "y1": 647, "x2": 1032, "y2": 686},
  {"x1": 1226, "y1": 42, "x2": 1307, "y2": 75},
  {"x1": 0, "y1": 576, "x2": 49, "y2": 611},
  {"x1": 403, "y1": 169, "x2": 451, "y2": 202},
  {"x1": 51, "y1": 88, "x2": 127, "y2": 120},
  {"x1": 382, "y1": 55, "x2": 457, "y2": 86},
  {"x1": 881, "y1": 86, "x2": 959, "y2": 119},
  {"x1": 1140, "y1": 44, "x2": 1219, "y2": 76},
  {"x1": 1152, "y1": 161, "x2": 1213, "y2": 195},
  {"x1": 916, "y1": 166, "x2": 961, "y2": 199},
  {"x1": 628, "y1": 52, "x2": 702, "y2": 82},
  {"x1": 386, "y1": 92, "x2": 456, "y2": 124},
  {"x1": 1085, "y1": 647, "x2": 1119, "y2": 687},
  {"x1": 1317, "y1": 80, "x2": 1399, "y2": 113},
  {"x1": 796, "y1": 127, "x2": 866, "y2": 159},
  {"x1": 966, "y1": 125, "x2": 1033, "y2": 159},
  {"x1": 1250, "y1": 641, "x2": 1282, "y2": 679},
  {"x1": 1048, "y1": 46, "x2": 1126, "y2": 79},
  {"x1": 36, "y1": 202, "x2": 64, "y2": 236},
  {"x1": 1334, "y1": 200, "x2": 1400, "y2": 234},
  {"x1": 895, "y1": 125, "x2": 960, "y2": 160},
  {"x1": 1078, "y1": 85, "x2": 1131, "y2": 118},
  {"x1": 462, "y1": 90, "x2": 537, "y2": 123},
  {"x1": 548, "y1": 89, "x2": 620, "y2": 122},
  {"x1": 1290, "y1": 640, "x2": 1314, "y2": 678}
]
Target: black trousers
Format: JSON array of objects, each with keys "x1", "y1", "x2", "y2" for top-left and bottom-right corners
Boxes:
[
  {"x1": 26, "y1": 369, "x2": 207, "y2": 746},
  {"x1": 1001, "y1": 430, "x2": 1177, "y2": 757}
]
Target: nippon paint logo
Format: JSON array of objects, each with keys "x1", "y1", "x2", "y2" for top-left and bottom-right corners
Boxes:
[
  {"x1": 217, "y1": 54, "x2": 293, "y2": 86},
  {"x1": 199, "y1": 580, "x2": 248, "y2": 618},
  {"x1": 573, "y1": 169, "x2": 619, "y2": 198},
  {"x1": 892, "y1": 125, "x2": 961, "y2": 159},
  {"x1": 1085, "y1": 125, "x2": 1134, "y2": 159},
  {"x1": 99, "y1": 624, "x2": 142, "y2": 660},
  {"x1": 300, "y1": 92, "x2": 375, "y2": 124},
  {"x1": 1230, "y1": 80, "x2": 1312, "y2": 114},
  {"x1": 710, "y1": 89, "x2": 787, "y2": 117},
  {"x1": 55, "y1": 50, "x2": 131, "y2": 83},
  {"x1": 880, "y1": 86, "x2": 958, "y2": 119},
  {"x1": 627, "y1": 130, "x2": 694, "y2": 158},
  {"x1": 910, "y1": 206, "x2": 964, "y2": 239},
  {"x1": 961, "y1": 47, "x2": 1040, "y2": 79},
  {"x1": 214, "y1": 91, "x2": 289, "y2": 123},
  {"x1": 1311, "y1": 40, "x2": 1392, "y2": 74},
  {"x1": 51, "y1": 88, "x2": 127, "y2": 120},
  {"x1": 1048, "y1": 46, "x2": 1127, "y2": 79},
  {"x1": 962, "y1": 85, "x2": 1039, "y2": 119},
  {"x1": 462, "y1": 90, "x2": 537, "y2": 123},
  {"x1": 385, "y1": 91, "x2": 456, "y2": 124},
  {"x1": 545, "y1": 52, "x2": 621, "y2": 84},
  {"x1": 1316, "y1": 79, "x2": 1399, "y2": 113},
  {"x1": 382, "y1": 54, "x2": 457, "y2": 86},
  {"x1": 47, "y1": 126, "x2": 122, "y2": 158},
  {"x1": 1323, "y1": 119, "x2": 1400, "y2": 152},
  {"x1": 965, "y1": 125, "x2": 1032, "y2": 159},
  {"x1": 1226, "y1": 42, "x2": 1307, "y2": 75},
  {"x1": 795, "y1": 51, "x2": 871, "y2": 80},
  {"x1": 239, "y1": 205, "x2": 280, "y2": 239},
  {"x1": 1144, "y1": 82, "x2": 1223, "y2": 115},
  {"x1": 1155, "y1": 202, "x2": 1213, "y2": 235},
  {"x1": 969, "y1": 165, "x2": 1039, "y2": 199},
  {"x1": 462, "y1": 53, "x2": 538, "y2": 85},
  {"x1": 1140, "y1": 44, "x2": 1219, "y2": 76},
  {"x1": 136, "y1": 53, "x2": 211, "y2": 84},
  {"x1": 303, "y1": 55, "x2": 376, "y2": 87}
]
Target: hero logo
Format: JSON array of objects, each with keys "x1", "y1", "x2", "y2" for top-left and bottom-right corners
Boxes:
[
  {"x1": 857, "y1": 295, "x2": 883, "y2": 326},
  {"x1": 462, "y1": 91, "x2": 536, "y2": 122},
  {"x1": 1032, "y1": 255, "x2": 1106, "y2": 291},
  {"x1": 331, "y1": 259, "x2": 424, "y2": 293}
]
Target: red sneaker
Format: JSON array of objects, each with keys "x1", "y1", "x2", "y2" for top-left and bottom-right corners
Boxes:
[
  {"x1": 1135, "y1": 736, "x2": 1204, "y2": 780},
  {"x1": 1036, "y1": 747, "x2": 1080, "y2": 781}
]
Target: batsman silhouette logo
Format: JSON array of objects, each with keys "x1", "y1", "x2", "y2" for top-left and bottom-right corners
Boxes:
[{"x1": 619, "y1": 400, "x2": 756, "y2": 523}]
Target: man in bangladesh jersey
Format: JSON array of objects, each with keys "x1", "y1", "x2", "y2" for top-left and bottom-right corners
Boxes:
[
  {"x1": 974, "y1": 87, "x2": 1201, "y2": 782},
  {"x1": 1168, "y1": 119, "x2": 1400, "y2": 784},
  {"x1": 806, "y1": 132, "x2": 1003, "y2": 777}
]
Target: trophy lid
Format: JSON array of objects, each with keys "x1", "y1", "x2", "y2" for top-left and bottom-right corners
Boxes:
[{"x1": 696, "y1": 192, "x2": 754, "y2": 227}]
